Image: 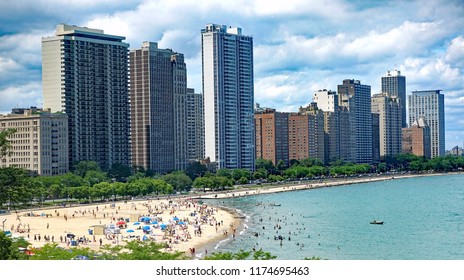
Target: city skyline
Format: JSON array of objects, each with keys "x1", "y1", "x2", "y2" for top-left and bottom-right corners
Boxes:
[{"x1": 0, "y1": 0, "x2": 463, "y2": 149}]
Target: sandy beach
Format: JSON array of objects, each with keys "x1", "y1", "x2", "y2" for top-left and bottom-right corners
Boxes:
[
  {"x1": 2, "y1": 171, "x2": 456, "y2": 259},
  {"x1": 2, "y1": 197, "x2": 241, "y2": 258}
]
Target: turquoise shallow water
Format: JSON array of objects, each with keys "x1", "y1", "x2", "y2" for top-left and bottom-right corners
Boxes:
[{"x1": 205, "y1": 174, "x2": 464, "y2": 260}]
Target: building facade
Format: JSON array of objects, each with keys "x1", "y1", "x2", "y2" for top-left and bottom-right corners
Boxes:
[
  {"x1": 129, "y1": 42, "x2": 188, "y2": 174},
  {"x1": 381, "y1": 70, "x2": 406, "y2": 128},
  {"x1": 408, "y1": 90, "x2": 445, "y2": 158},
  {"x1": 313, "y1": 90, "x2": 341, "y2": 163},
  {"x1": 338, "y1": 79, "x2": 372, "y2": 163},
  {"x1": 42, "y1": 24, "x2": 130, "y2": 170},
  {"x1": 254, "y1": 108, "x2": 289, "y2": 167},
  {"x1": 186, "y1": 88, "x2": 205, "y2": 162},
  {"x1": 298, "y1": 103, "x2": 325, "y2": 163},
  {"x1": 201, "y1": 24, "x2": 255, "y2": 170},
  {"x1": 371, "y1": 92, "x2": 402, "y2": 157},
  {"x1": 402, "y1": 117, "x2": 431, "y2": 158},
  {"x1": 0, "y1": 108, "x2": 68, "y2": 175}
]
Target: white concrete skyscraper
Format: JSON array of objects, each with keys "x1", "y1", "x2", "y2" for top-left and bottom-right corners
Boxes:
[
  {"x1": 42, "y1": 24, "x2": 130, "y2": 170},
  {"x1": 408, "y1": 90, "x2": 445, "y2": 158},
  {"x1": 201, "y1": 24, "x2": 255, "y2": 170}
]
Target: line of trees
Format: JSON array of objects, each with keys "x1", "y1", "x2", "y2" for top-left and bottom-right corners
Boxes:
[{"x1": 2, "y1": 126, "x2": 464, "y2": 210}]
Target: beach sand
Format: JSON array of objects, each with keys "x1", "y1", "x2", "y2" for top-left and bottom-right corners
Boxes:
[{"x1": 2, "y1": 197, "x2": 240, "y2": 259}]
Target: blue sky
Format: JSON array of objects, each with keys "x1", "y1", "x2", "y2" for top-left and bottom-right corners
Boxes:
[{"x1": 1, "y1": 0, "x2": 463, "y2": 149}]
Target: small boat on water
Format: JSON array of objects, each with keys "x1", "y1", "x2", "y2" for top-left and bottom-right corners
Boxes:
[{"x1": 370, "y1": 220, "x2": 384, "y2": 225}]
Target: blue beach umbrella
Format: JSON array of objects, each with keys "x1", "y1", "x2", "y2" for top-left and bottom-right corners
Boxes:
[
  {"x1": 133, "y1": 222, "x2": 140, "y2": 225},
  {"x1": 142, "y1": 225, "x2": 151, "y2": 231},
  {"x1": 126, "y1": 229, "x2": 134, "y2": 233},
  {"x1": 173, "y1": 217, "x2": 179, "y2": 221},
  {"x1": 160, "y1": 224, "x2": 167, "y2": 230},
  {"x1": 178, "y1": 221, "x2": 185, "y2": 225},
  {"x1": 151, "y1": 221, "x2": 158, "y2": 225}
]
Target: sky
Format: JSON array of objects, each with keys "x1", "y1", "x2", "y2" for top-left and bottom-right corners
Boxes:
[{"x1": 0, "y1": 0, "x2": 463, "y2": 149}]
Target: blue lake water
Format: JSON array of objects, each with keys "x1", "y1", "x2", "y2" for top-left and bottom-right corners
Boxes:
[{"x1": 205, "y1": 174, "x2": 464, "y2": 260}]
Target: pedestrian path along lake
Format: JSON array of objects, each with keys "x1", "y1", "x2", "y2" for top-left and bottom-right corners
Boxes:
[{"x1": 206, "y1": 174, "x2": 464, "y2": 259}]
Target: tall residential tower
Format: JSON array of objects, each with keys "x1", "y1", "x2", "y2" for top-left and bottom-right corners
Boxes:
[
  {"x1": 338, "y1": 79, "x2": 372, "y2": 163},
  {"x1": 42, "y1": 24, "x2": 130, "y2": 170},
  {"x1": 129, "y1": 42, "x2": 188, "y2": 174},
  {"x1": 408, "y1": 90, "x2": 445, "y2": 158},
  {"x1": 201, "y1": 24, "x2": 255, "y2": 170},
  {"x1": 381, "y1": 70, "x2": 406, "y2": 128}
]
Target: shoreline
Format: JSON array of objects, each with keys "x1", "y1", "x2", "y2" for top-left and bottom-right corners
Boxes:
[
  {"x1": 2, "y1": 171, "x2": 461, "y2": 259},
  {"x1": 190, "y1": 171, "x2": 463, "y2": 256},
  {"x1": 195, "y1": 171, "x2": 460, "y2": 200}
]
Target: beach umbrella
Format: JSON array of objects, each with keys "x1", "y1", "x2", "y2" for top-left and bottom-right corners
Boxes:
[
  {"x1": 116, "y1": 220, "x2": 126, "y2": 225},
  {"x1": 178, "y1": 221, "x2": 185, "y2": 225},
  {"x1": 173, "y1": 217, "x2": 179, "y2": 221},
  {"x1": 160, "y1": 224, "x2": 167, "y2": 230},
  {"x1": 151, "y1": 221, "x2": 158, "y2": 225},
  {"x1": 142, "y1": 225, "x2": 151, "y2": 231},
  {"x1": 67, "y1": 233, "x2": 76, "y2": 239},
  {"x1": 142, "y1": 235, "x2": 148, "y2": 241},
  {"x1": 126, "y1": 229, "x2": 134, "y2": 233},
  {"x1": 133, "y1": 222, "x2": 140, "y2": 225}
]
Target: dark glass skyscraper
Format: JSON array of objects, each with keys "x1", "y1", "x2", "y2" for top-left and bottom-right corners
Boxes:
[
  {"x1": 129, "y1": 42, "x2": 188, "y2": 174},
  {"x1": 381, "y1": 70, "x2": 406, "y2": 128},
  {"x1": 338, "y1": 79, "x2": 372, "y2": 164}
]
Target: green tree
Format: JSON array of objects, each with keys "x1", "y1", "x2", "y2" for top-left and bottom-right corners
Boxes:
[
  {"x1": 72, "y1": 161, "x2": 101, "y2": 177},
  {"x1": 30, "y1": 243, "x2": 95, "y2": 260},
  {"x1": 0, "y1": 128, "x2": 16, "y2": 158},
  {"x1": 253, "y1": 168, "x2": 269, "y2": 180},
  {"x1": 0, "y1": 167, "x2": 32, "y2": 210},
  {"x1": 216, "y1": 168, "x2": 232, "y2": 179},
  {"x1": 193, "y1": 177, "x2": 213, "y2": 192},
  {"x1": 255, "y1": 158, "x2": 277, "y2": 174},
  {"x1": 0, "y1": 232, "x2": 29, "y2": 260},
  {"x1": 84, "y1": 170, "x2": 108, "y2": 186},
  {"x1": 108, "y1": 163, "x2": 132, "y2": 182},
  {"x1": 162, "y1": 171, "x2": 193, "y2": 192},
  {"x1": 104, "y1": 241, "x2": 186, "y2": 260},
  {"x1": 185, "y1": 161, "x2": 208, "y2": 180},
  {"x1": 203, "y1": 249, "x2": 276, "y2": 260}
]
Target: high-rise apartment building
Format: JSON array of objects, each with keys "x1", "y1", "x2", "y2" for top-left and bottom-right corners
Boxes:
[
  {"x1": 371, "y1": 92, "x2": 402, "y2": 157},
  {"x1": 42, "y1": 24, "x2": 130, "y2": 170},
  {"x1": 402, "y1": 117, "x2": 431, "y2": 158},
  {"x1": 254, "y1": 108, "x2": 289, "y2": 167},
  {"x1": 408, "y1": 90, "x2": 445, "y2": 158},
  {"x1": 313, "y1": 90, "x2": 340, "y2": 163},
  {"x1": 129, "y1": 42, "x2": 188, "y2": 174},
  {"x1": 201, "y1": 24, "x2": 255, "y2": 170},
  {"x1": 372, "y1": 113, "x2": 381, "y2": 162},
  {"x1": 381, "y1": 70, "x2": 406, "y2": 128},
  {"x1": 0, "y1": 108, "x2": 68, "y2": 175},
  {"x1": 186, "y1": 88, "x2": 205, "y2": 162},
  {"x1": 298, "y1": 103, "x2": 325, "y2": 163},
  {"x1": 338, "y1": 79, "x2": 372, "y2": 163}
]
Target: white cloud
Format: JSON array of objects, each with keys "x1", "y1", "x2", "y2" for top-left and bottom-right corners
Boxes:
[
  {"x1": 445, "y1": 36, "x2": 464, "y2": 67},
  {"x1": 0, "y1": 82, "x2": 42, "y2": 113},
  {"x1": 0, "y1": 56, "x2": 21, "y2": 75}
]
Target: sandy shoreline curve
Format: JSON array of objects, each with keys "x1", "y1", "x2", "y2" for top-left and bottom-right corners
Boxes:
[{"x1": 2, "y1": 171, "x2": 460, "y2": 258}]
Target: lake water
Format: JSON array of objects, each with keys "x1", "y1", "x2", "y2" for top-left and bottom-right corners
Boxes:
[{"x1": 204, "y1": 174, "x2": 464, "y2": 260}]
